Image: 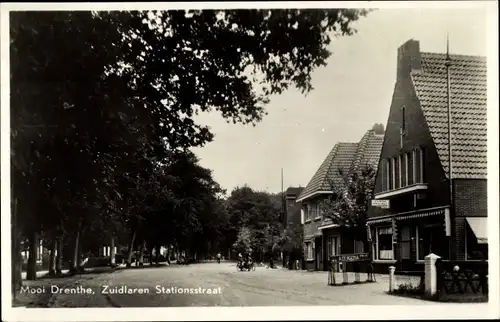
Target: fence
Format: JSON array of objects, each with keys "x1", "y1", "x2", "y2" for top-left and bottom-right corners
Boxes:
[
  {"x1": 328, "y1": 253, "x2": 376, "y2": 286},
  {"x1": 436, "y1": 259, "x2": 488, "y2": 302}
]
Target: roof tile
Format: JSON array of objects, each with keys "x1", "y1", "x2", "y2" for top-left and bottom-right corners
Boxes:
[
  {"x1": 411, "y1": 52, "x2": 487, "y2": 179},
  {"x1": 298, "y1": 130, "x2": 384, "y2": 201}
]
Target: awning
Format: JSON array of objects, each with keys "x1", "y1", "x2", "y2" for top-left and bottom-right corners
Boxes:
[
  {"x1": 466, "y1": 217, "x2": 487, "y2": 244},
  {"x1": 366, "y1": 216, "x2": 392, "y2": 224},
  {"x1": 396, "y1": 207, "x2": 446, "y2": 220}
]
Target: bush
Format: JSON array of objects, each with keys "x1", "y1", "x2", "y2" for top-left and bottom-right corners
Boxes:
[{"x1": 393, "y1": 281, "x2": 424, "y2": 295}]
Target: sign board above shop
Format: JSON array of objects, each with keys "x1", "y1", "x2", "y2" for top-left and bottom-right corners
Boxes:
[{"x1": 371, "y1": 199, "x2": 390, "y2": 209}]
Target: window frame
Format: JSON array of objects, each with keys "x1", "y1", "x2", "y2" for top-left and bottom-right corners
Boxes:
[
  {"x1": 401, "y1": 105, "x2": 406, "y2": 133},
  {"x1": 412, "y1": 149, "x2": 417, "y2": 184},
  {"x1": 394, "y1": 157, "x2": 400, "y2": 189},
  {"x1": 419, "y1": 147, "x2": 425, "y2": 183},
  {"x1": 305, "y1": 242, "x2": 314, "y2": 260},
  {"x1": 314, "y1": 202, "x2": 321, "y2": 220},
  {"x1": 384, "y1": 159, "x2": 390, "y2": 191},
  {"x1": 391, "y1": 158, "x2": 396, "y2": 190}
]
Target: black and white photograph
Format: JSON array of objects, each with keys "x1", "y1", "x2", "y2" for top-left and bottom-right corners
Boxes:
[{"x1": 1, "y1": 1, "x2": 499, "y2": 321}]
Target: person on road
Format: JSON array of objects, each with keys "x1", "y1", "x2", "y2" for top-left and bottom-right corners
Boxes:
[{"x1": 216, "y1": 252, "x2": 221, "y2": 264}]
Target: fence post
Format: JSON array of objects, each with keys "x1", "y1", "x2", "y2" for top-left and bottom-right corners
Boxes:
[
  {"x1": 388, "y1": 266, "x2": 396, "y2": 292},
  {"x1": 342, "y1": 261, "x2": 349, "y2": 284},
  {"x1": 354, "y1": 262, "x2": 360, "y2": 283},
  {"x1": 424, "y1": 253, "x2": 440, "y2": 298}
]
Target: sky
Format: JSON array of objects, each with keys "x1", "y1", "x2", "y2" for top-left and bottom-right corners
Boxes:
[{"x1": 191, "y1": 7, "x2": 489, "y2": 195}]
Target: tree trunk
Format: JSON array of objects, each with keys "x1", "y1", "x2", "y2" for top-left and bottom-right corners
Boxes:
[
  {"x1": 78, "y1": 236, "x2": 86, "y2": 272},
  {"x1": 110, "y1": 236, "x2": 116, "y2": 267},
  {"x1": 26, "y1": 232, "x2": 38, "y2": 281},
  {"x1": 48, "y1": 238, "x2": 57, "y2": 276},
  {"x1": 56, "y1": 236, "x2": 63, "y2": 275},
  {"x1": 70, "y1": 229, "x2": 80, "y2": 273},
  {"x1": 165, "y1": 247, "x2": 171, "y2": 264},
  {"x1": 11, "y1": 198, "x2": 22, "y2": 297},
  {"x1": 138, "y1": 240, "x2": 146, "y2": 266},
  {"x1": 126, "y1": 230, "x2": 136, "y2": 268}
]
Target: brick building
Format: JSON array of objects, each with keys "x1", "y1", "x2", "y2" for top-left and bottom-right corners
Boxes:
[
  {"x1": 366, "y1": 39, "x2": 487, "y2": 273},
  {"x1": 298, "y1": 128, "x2": 384, "y2": 271},
  {"x1": 281, "y1": 187, "x2": 304, "y2": 268}
]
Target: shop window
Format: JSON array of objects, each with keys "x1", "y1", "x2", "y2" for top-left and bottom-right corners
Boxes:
[{"x1": 373, "y1": 226, "x2": 393, "y2": 260}]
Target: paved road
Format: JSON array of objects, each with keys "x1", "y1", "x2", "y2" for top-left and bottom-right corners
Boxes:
[{"x1": 48, "y1": 262, "x2": 452, "y2": 307}]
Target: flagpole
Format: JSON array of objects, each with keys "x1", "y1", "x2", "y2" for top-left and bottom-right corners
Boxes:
[
  {"x1": 445, "y1": 34, "x2": 453, "y2": 259},
  {"x1": 281, "y1": 168, "x2": 284, "y2": 225}
]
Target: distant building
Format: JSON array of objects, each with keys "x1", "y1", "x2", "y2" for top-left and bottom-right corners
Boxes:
[
  {"x1": 284, "y1": 187, "x2": 304, "y2": 230},
  {"x1": 297, "y1": 128, "x2": 384, "y2": 271},
  {"x1": 366, "y1": 39, "x2": 487, "y2": 273},
  {"x1": 282, "y1": 186, "x2": 304, "y2": 268}
]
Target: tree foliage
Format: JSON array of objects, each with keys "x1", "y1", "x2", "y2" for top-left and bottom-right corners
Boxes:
[{"x1": 320, "y1": 164, "x2": 377, "y2": 243}]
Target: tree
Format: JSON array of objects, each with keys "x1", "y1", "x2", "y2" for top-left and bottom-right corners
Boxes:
[
  {"x1": 232, "y1": 226, "x2": 253, "y2": 254},
  {"x1": 320, "y1": 164, "x2": 377, "y2": 251},
  {"x1": 10, "y1": 8, "x2": 370, "y2": 292}
]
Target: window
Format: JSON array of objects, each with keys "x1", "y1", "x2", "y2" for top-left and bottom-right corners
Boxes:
[
  {"x1": 401, "y1": 105, "x2": 406, "y2": 132},
  {"x1": 305, "y1": 242, "x2": 314, "y2": 260},
  {"x1": 407, "y1": 152, "x2": 414, "y2": 185},
  {"x1": 402, "y1": 154, "x2": 407, "y2": 187},
  {"x1": 314, "y1": 203, "x2": 321, "y2": 219},
  {"x1": 390, "y1": 158, "x2": 395, "y2": 190},
  {"x1": 373, "y1": 226, "x2": 394, "y2": 260},
  {"x1": 384, "y1": 159, "x2": 390, "y2": 191},
  {"x1": 415, "y1": 147, "x2": 425, "y2": 184},
  {"x1": 327, "y1": 236, "x2": 338, "y2": 257},
  {"x1": 394, "y1": 157, "x2": 400, "y2": 189},
  {"x1": 303, "y1": 205, "x2": 310, "y2": 222}
]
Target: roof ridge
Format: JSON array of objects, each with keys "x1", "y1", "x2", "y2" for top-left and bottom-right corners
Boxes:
[
  {"x1": 350, "y1": 130, "x2": 371, "y2": 174},
  {"x1": 297, "y1": 144, "x2": 340, "y2": 200}
]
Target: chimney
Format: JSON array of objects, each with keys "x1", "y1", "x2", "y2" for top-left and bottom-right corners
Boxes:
[{"x1": 397, "y1": 39, "x2": 422, "y2": 81}]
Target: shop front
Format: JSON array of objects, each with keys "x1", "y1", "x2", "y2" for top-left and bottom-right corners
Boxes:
[{"x1": 367, "y1": 206, "x2": 451, "y2": 273}]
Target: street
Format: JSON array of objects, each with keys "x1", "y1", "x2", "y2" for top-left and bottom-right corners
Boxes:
[{"x1": 46, "y1": 262, "x2": 445, "y2": 307}]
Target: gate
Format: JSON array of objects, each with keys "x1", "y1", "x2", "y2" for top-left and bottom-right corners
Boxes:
[{"x1": 436, "y1": 259, "x2": 488, "y2": 302}]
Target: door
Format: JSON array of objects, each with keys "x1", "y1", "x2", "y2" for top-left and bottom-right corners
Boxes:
[{"x1": 315, "y1": 238, "x2": 322, "y2": 270}]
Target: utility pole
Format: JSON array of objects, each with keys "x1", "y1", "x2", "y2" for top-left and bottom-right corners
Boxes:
[{"x1": 445, "y1": 34, "x2": 453, "y2": 259}]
